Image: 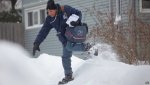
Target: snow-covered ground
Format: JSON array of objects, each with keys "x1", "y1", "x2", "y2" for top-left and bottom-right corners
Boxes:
[{"x1": 0, "y1": 41, "x2": 150, "y2": 85}]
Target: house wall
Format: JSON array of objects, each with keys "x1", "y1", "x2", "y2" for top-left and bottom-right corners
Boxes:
[
  {"x1": 23, "y1": 0, "x2": 150, "y2": 59},
  {"x1": 22, "y1": 0, "x2": 47, "y2": 8},
  {"x1": 23, "y1": 0, "x2": 111, "y2": 58},
  {"x1": 120, "y1": 0, "x2": 130, "y2": 26},
  {"x1": 135, "y1": 0, "x2": 150, "y2": 60},
  {"x1": 136, "y1": 0, "x2": 150, "y2": 23}
]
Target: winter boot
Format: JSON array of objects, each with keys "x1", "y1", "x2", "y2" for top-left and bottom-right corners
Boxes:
[
  {"x1": 85, "y1": 43, "x2": 92, "y2": 51},
  {"x1": 94, "y1": 48, "x2": 98, "y2": 56},
  {"x1": 58, "y1": 74, "x2": 74, "y2": 85}
]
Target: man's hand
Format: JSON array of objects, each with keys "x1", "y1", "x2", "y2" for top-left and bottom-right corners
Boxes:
[
  {"x1": 33, "y1": 43, "x2": 40, "y2": 56},
  {"x1": 66, "y1": 14, "x2": 80, "y2": 27},
  {"x1": 70, "y1": 19, "x2": 81, "y2": 27},
  {"x1": 70, "y1": 21, "x2": 78, "y2": 26}
]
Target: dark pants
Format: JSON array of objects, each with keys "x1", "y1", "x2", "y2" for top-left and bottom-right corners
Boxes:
[
  {"x1": 62, "y1": 46, "x2": 73, "y2": 75},
  {"x1": 61, "y1": 41, "x2": 87, "y2": 76}
]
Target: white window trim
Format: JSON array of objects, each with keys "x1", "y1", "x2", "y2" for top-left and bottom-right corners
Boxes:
[
  {"x1": 140, "y1": 0, "x2": 150, "y2": 13},
  {"x1": 24, "y1": 4, "x2": 46, "y2": 29}
]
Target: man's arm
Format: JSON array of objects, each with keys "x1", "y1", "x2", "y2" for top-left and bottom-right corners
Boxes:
[
  {"x1": 64, "y1": 5, "x2": 82, "y2": 21},
  {"x1": 34, "y1": 16, "x2": 53, "y2": 45}
]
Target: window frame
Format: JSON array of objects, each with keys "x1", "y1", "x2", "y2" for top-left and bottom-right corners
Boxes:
[
  {"x1": 140, "y1": 0, "x2": 150, "y2": 13},
  {"x1": 40, "y1": 9, "x2": 46, "y2": 24},
  {"x1": 27, "y1": 12, "x2": 33, "y2": 27},
  {"x1": 33, "y1": 11, "x2": 39, "y2": 25},
  {"x1": 24, "y1": 5, "x2": 47, "y2": 29}
]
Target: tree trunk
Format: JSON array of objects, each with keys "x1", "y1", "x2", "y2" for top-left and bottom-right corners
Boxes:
[{"x1": 10, "y1": 0, "x2": 17, "y2": 10}]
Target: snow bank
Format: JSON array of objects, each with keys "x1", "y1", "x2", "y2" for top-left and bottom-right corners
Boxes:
[
  {"x1": 0, "y1": 41, "x2": 150, "y2": 85},
  {"x1": 69, "y1": 43, "x2": 150, "y2": 85},
  {"x1": 0, "y1": 41, "x2": 49, "y2": 85},
  {"x1": 0, "y1": 41, "x2": 83, "y2": 85}
]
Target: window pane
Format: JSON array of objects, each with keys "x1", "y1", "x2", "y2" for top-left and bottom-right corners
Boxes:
[
  {"x1": 28, "y1": 12, "x2": 33, "y2": 26},
  {"x1": 142, "y1": 0, "x2": 150, "y2": 8},
  {"x1": 40, "y1": 9, "x2": 46, "y2": 24},
  {"x1": 33, "y1": 11, "x2": 38, "y2": 25}
]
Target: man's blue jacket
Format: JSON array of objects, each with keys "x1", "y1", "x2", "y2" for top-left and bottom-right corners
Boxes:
[{"x1": 34, "y1": 4, "x2": 82, "y2": 46}]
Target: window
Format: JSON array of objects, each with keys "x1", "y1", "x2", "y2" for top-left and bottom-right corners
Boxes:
[
  {"x1": 40, "y1": 9, "x2": 46, "y2": 24},
  {"x1": 142, "y1": 0, "x2": 150, "y2": 9},
  {"x1": 25, "y1": 5, "x2": 47, "y2": 29},
  {"x1": 33, "y1": 11, "x2": 38, "y2": 25},
  {"x1": 28, "y1": 12, "x2": 33, "y2": 26},
  {"x1": 140, "y1": 0, "x2": 150, "y2": 13},
  {"x1": 26, "y1": 9, "x2": 46, "y2": 28},
  {"x1": 27, "y1": 11, "x2": 38, "y2": 27}
]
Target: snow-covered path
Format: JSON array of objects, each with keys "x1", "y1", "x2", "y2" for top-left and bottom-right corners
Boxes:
[{"x1": 0, "y1": 41, "x2": 150, "y2": 85}]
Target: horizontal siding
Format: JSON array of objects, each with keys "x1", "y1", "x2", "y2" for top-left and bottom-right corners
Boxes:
[
  {"x1": 120, "y1": 0, "x2": 129, "y2": 29},
  {"x1": 24, "y1": 0, "x2": 111, "y2": 58},
  {"x1": 136, "y1": 0, "x2": 150, "y2": 24},
  {"x1": 22, "y1": 0, "x2": 47, "y2": 7},
  {"x1": 25, "y1": 28, "x2": 62, "y2": 57}
]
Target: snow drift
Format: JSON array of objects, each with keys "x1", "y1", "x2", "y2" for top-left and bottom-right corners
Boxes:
[{"x1": 0, "y1": 41, "x2": 150, "y2": 85}]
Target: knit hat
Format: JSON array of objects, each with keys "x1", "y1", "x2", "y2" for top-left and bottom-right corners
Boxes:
[{"x1": 46, "y1": 0, "x2": 57, "y2": 10}]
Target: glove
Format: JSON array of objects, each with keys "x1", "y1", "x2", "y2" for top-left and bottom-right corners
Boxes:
[
  {"x1": 70, "y1": 21, "x2": 78, "y2": 26},
  {"x1": 33, "y1": 43, "x2": 40, "y2": 56},
  {"x1": 70, "y1": 19, "x2": 80, "y2": 26}
]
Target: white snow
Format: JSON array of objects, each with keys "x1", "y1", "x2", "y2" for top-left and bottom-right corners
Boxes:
[
  {"x1": 0, "y1": 41, "x2": 150, "y2": 85},
  {"x1": 15, "y1": 0, "x2": 22, "y2": 9},
  {"x1": 114, "y1": 15, "x2": 121, "y2": 25}
]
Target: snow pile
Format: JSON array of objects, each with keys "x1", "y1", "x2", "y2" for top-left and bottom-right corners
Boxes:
[
  {"x1": 0, "y1": 41, "x2": 49, "y2": 85},
  {"x1": 88, "y1": 43, "x2": 119, "y2": 61},
  {"x1": 70, "y1": 43, "x2": 150, "y2": 85},
  {"x1": 0, "y1": 41, "x2": 83, "y2": 85},
  {"x1": 0, "y1": 41, "x2": 150, "y2": 85}
]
